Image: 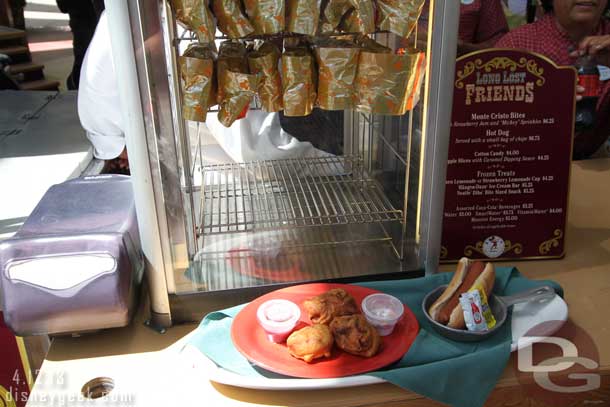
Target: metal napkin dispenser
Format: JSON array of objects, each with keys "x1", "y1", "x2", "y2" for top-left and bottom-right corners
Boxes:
[{"x1": 0, "y1": 175, "x2": 143, "y2": 336}]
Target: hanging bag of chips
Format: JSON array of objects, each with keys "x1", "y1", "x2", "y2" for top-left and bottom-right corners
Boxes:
[
  {"x1": 217, "y1": 40, "x2": 249, "y2": 104},
  {"x1": 171, "y1": 0, "x2": 216, "y2": 44},
  {"x1": 282, "y1": 48, "x2": 317, "y2": 116},
  {"x1": 354, "y1": 47, "x2": 425, "y2": 115},
  {"x1": 218, "y1": 69, "x2": 260, "y2": 127},
  {"x1": 248, "y1": 42, "x2": 283, "y2": 112},
  {"x1": 212, "y1": 0, "x2": 255, "y2": 38},
  {"x1": 243, "y1": 0, "x2": 285, "y2": 34},
  {"x1": 315, "y1": 41, "x2": 359, "y2": 110},
  {"x1": 286, "y1": 0, "x2": 320, "y2": 36},
  {"x1": 376, "y1": 0, "x2": 426, "y2": 38},
  {"x1": 179, "y1": 44, "x2": 217, "y2": 122},
  {"x1": 339, "y1": 0, "x2": 375, "y2": 34}
]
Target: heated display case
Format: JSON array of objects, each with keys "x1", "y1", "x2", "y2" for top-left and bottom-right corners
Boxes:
[{"x1": 103, "y1": 0, "x2": 459, "y2": 327}]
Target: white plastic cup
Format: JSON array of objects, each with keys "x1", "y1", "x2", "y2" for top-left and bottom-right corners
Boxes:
[
  {"x1": 256, "y1": 299, "x2": 301, "y2": 343},
  {"x1": 361, "y1": 293, "x2": 404, "y2": 336}
]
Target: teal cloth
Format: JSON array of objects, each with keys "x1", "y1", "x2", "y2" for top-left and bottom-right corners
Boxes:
[{"x1": 188, "y1": 267, "x2": 563, "y2": 407}]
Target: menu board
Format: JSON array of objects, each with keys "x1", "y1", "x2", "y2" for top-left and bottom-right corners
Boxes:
[{"x1": 441, "y1": 50, "x2": 575, "y2": 261}]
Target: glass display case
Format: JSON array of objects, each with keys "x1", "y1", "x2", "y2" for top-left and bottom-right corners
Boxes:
[{"x1": 104, "y1": 0, "x2": 459, "y2": 326}]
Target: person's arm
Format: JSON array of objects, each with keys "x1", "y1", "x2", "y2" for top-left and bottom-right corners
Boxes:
[
  {"x1": 571, "y1": 35, "x2": 610, "y2": 67},
  {"x1": 569, "y1": 35, "x2": 610, "y2": 158}
]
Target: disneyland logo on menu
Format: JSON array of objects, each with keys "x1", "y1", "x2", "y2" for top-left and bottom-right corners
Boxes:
[
  {"x1": 465, "y1": 70, "x2": 535, "y2": 105},
  {"x1": 513, "y1": 320, "x2": 603, "y2": 406}
]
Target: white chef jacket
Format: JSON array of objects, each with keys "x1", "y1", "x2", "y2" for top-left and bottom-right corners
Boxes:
[
  {"x1": 77, "y1": 12, "x2": 125, "y2": 160},
  {"x1": 77, "y1": 12, "x2": 330, "y2": 162}
]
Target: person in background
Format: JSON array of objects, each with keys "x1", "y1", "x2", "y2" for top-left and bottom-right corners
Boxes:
[
  {"x1": 415, "y1": 0, "x2": 509, "y2": 56},
  {"x1": 56, "y1": 0, "x2": 104, "y2": 90},
  {"x1": 457, "y1": 0, "x2": 510, "y2": 55},
  {"x1": 496, "y1": 0, "x2": 610, "y2": 158},
  {"x1": 78, "y1": 11, "x2": 128, "y2": 173}
]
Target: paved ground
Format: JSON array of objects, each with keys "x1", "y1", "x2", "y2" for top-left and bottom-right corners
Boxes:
[{"x1": 24, "y1": 0, "x2": 73, "y2": 91}]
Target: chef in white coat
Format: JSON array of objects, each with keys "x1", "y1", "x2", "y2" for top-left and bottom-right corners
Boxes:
[{"x1": 77, "y1": 11, "x2": 331, "y2": 172}]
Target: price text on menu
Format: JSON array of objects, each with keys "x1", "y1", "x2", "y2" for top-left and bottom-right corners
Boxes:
[{"x1": 441, "y1": 50, "x2": 575, "y2": 261}]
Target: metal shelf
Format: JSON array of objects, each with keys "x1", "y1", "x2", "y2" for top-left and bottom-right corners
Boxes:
[{"x1": 199, "y1": 155, "x2": 403, "y2": 235}]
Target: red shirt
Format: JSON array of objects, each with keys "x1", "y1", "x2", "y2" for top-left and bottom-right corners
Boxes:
[
  {"x1": 419, "y1": 0, "x2": 508, "y2": 45},
  {"x1": 496, "y1": 14, "x2": 610, "y2": 158},
  {"x1": 459, "y1": 0, "x2": 509, "y2": 44}
]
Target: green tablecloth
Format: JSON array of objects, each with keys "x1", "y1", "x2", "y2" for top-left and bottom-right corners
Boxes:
[{"x1": 188, "y1": 267, "x2": 563, "y2": 407}]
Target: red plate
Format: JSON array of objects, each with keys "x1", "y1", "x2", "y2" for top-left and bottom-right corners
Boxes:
[{"x1": 231, "y1": 283, "x2": 419, "y2": 378}]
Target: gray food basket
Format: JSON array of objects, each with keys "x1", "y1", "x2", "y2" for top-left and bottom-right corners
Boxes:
[{"x1": 0, "y1": 175, "x2": 143, "y2": 336}]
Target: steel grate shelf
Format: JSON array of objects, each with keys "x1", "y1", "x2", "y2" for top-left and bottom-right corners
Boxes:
[{"x1": 199, "y1": 155, "x2": 403, "y2": 235}]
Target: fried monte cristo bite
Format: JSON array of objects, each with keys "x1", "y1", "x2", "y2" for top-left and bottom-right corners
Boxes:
[
  {"x1": 330, "y1": 314, "x2": 381, "y2": 357},
  {"x1": 303, "y1": 288, "x2": 359, "y2": 325},
  {"x1": 287, "y1": 324, "x2": 334, "y2": 363}
]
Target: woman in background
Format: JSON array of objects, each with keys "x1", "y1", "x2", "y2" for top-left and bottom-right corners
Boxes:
[{"x1": 496, "y1": 0, "x2": 610, "y2": 158}]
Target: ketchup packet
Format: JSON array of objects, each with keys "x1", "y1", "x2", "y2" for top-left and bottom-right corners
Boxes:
[
  {"x1": 470, "y1": 282, "x2": 497, "y2": 330},
  {"x1": 459, "y1": 291, "x2": 488, "y2": 332}
]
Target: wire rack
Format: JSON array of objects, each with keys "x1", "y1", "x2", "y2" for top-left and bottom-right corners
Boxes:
[{"x1": 198, "y1": 155, "x2": 403, "y2": 235}]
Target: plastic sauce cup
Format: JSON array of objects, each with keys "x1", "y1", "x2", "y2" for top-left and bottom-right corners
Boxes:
[
  {"x1": 256, "y1": 299, "x2": 301, "y2": 343},
  {"x1": 362, "y1": 293, "x2": 404, "y2": 336}
]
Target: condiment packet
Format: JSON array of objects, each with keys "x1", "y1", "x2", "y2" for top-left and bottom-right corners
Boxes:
[
  {"x1": 469, "y1": 282, "x2": 497, "y2": 330},
  {"x1": 459, "y1": 290, "x2": 488, "y2": 332}
]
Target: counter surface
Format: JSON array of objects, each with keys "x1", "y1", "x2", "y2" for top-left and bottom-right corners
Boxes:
[{"x1": 26, "y1": 159, "x2": 610, "y2": 406}]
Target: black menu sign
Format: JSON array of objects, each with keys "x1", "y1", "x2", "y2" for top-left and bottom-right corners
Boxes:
[{"x1": 441, "y1": 50, "x2": 575, "y2": 261}]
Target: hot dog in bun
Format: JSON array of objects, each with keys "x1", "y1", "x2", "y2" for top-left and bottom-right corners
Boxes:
[{"x1": 428, "y1": 258, "x2": 495, "y2": 329}]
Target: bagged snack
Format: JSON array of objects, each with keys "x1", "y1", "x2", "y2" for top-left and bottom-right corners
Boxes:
[
  {"x1": 179, "y1": 44, "x2": 217, "y2": 122},
  {"x1": 212, "y1": 0, "x2": 255, "y2": 38},
  {"x1": 171, "y1": 0, "x2": 216, "y2": 44},
  {"x1": 218, "y1": 69, "x2": 260, "y2": 127},
  {"x1": 339, "y1": 0, "x2": 375, "y2": 34},
  {"x1": 319, "y1": 0, "x2": 351, "y2": 34},
  {"x1": 354, "y1": 34, "x2": 392, "y2": 53},
  {"x1": 286, "y1": 0, "x2": 320, "y2": 36},
  {"x1": 248, "y1": 42, "x2": 283, "y2": 112},
  {"x1": 459, "y1": 290, "x2": 488, "y2": 332},
  {"x1": 217, "y1": 40, "x2": 248, "y2": 104},
  {"x1": 354, "y1": 49, "x2": 425, "y2": 115},
  {"x1": 282, "y1": 48, "x2": 317, "y2": 116},
  {"x1": 243, "y1": 0, "x2": 285, "y2": 34},
  {"x1": 376, "y1": 0, "x2": 426, "y2": 38},
  {"x1": 315, "y1": 45, "x2": 359, "y2": 110}
]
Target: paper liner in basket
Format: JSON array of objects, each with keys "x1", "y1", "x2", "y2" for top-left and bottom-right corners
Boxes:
[
  {"x1": 171, "y1": 0, "x2": 216, "y2": 44},
  {"x1": 248, "y1": 42, "x2": 283, "y2": 112},
  {"x1": 354, "y1": 50, "x2": 426, "y2": 115},
  {"x1": 212, "y1": 0, "x2": 255, "y2": 38},
  {"x1": 282, "y1": 48, "x2": 317, "y2": 117}
]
